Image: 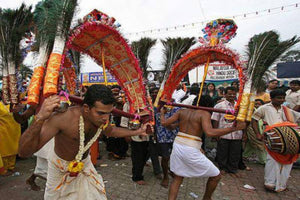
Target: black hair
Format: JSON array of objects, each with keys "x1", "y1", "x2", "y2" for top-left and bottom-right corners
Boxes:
[
  {"x1": 269, "y1": 79, "x2": 278, "y2": 84},
  {"x1": 83, "y1": 84, "x2": 116, "y2": 107},
  {"x1": 207, "y1": 83, "x2": 216, "y2": 90},
  {"x1": 270, "y1": 89, "x2": 286, "y2": 99},
  {"x1": 255, "y1": 99, "x2": 264, "y2": 105},
  {"x1": 149, "y1": 87, "x2": 159, "y2": 94},
  {"x1": 111, "y1": 84, "x2": 122, "y2": 90},
  {"x1": 192, "y1": 95, "x2": 214, "y2": 108},
  {"x1": 225, "y1": 86, "x2": 236, "y2": 94},
  {"x1": 290, "y1": 80, "x2": 300, "y2": 86},
  {"x1": 190, "y1": 85, "x2": 199, "y2": 95}
]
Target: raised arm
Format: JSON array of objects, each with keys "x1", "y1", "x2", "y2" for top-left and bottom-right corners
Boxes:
[
  {"x1": 18, "y1": 96, "x2": 60, "y2": 157},
  {"x1": 202, "y1": 111, "x2": 245, "y2": 137}
]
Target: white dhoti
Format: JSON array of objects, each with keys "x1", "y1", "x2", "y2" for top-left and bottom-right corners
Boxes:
[
  {"x1": 170, "y1": 132, "x2": 220, "y2": 178},
  {"x1": 264, "y1": 152, "x2": 293, "y2": 192},
  {"x1": 44, "y1": 150, "x2": 107, "y2": 200},
  {"x1": 33, "y1": 138, "x2": 54, "y2": 178}
]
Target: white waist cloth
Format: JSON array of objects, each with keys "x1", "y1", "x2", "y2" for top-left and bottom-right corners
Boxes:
[
  {"x1": 170, "y1": 132, "x2": 219, "y2": 178},
  {"x1": 44, "y1": 150, "x2": 107, "y2": 200}
]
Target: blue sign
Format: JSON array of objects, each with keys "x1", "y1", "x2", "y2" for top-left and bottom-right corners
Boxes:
[{"x1": 81, "y1": 72, "x2": 117, "y2": 84}]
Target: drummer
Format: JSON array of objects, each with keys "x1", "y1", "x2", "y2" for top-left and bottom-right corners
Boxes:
[{"x1": 251, "y1": 89, "x2": 300, "y2": 192}]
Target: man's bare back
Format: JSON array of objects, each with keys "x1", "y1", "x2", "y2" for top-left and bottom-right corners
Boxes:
[{"x1": 177, "y1": 109, "x2": 208, "y2": 138}]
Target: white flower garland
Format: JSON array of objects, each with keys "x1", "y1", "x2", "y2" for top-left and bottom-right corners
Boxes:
[{"x1": 75, "y1": 115, "x2": 107, "y2": 162}]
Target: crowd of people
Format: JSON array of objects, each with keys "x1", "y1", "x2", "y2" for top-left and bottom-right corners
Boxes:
[{"x1": 0, "y1": 78, "x2": 299, "y2": 200}]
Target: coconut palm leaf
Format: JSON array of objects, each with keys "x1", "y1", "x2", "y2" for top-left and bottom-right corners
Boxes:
[
  {"x1": 246, "y1": 31, "x2": 300, "y2": 91},
  {"x1": 281, "y1": 50, "x2": 300, "y2": 62},
  {"x1": 0, "y1": 3, "x2": 33, "y2": 70},
  {"x1": 131, "y1": 37, "x2": 157, "y2": 78}
]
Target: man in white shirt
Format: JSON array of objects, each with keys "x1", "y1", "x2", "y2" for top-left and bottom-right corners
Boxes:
[
  {"x1": 211, "y1": 87, "x2": 243, "y2": 176},
  {"x1": 172, "y1": 83, "x2": 186, "y2": 103},
  {"x1": 285, "y1": 80, "x2": 300, "y2": 111},
  {"x1": 252, "y1": 89, "x2": 300, "y2": 192}
]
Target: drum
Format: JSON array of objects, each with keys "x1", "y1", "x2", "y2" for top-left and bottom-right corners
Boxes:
[{"x1": 264, "y1": 125, "x2": 300, "y2": 155}]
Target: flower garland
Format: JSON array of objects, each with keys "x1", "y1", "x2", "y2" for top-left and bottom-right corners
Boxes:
[{"x1": 68, "y1": 115, "x2": 108, "y2": 177}]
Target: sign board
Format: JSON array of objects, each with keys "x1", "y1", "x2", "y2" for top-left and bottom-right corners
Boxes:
[
  {"x1": 206, "y1": 65, "x2": 239, "y2": 81},
  {"x1": 80, "y1": 72, "x2": 118, "y2": 86}
]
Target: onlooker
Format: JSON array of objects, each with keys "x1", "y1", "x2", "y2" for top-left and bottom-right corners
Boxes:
[
  {"x1": 172, "y1": 83, "x2": 186, "y2": 103},
  {"x1": 243, "y1": 99, "x2": 266, "y2": 165},
  {"x1": 212, "y1": 87, "x2": 243, "y2": 177},
  {"x1": 181, "y1": 85, "x2": 199, "y2": 105},
  {"x1": 205, "y1": 83, "x2": 218, "y2": 102},
  {"x1": 155, "y1": 105, "x2": 180, "y2": 188},
  {"x1": 255, "y1": 84, "x2": 271, "y2": 103},
  {"x1": 285, "y1": 80, "x2": 300, "y2": 111},
  {"x1": 265, "y1": 79, "x2": 279, "y2": 94}
]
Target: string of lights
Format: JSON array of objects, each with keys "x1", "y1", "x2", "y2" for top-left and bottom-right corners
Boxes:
[{"x1": 124, "y1": 2, "x2": 300, "y2": 36}]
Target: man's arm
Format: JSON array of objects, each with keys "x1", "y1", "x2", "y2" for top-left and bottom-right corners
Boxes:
[
  {"x1": 103, "y1": 122, "x2": 150, "y2": 138},
  {"x1": 12, "y1": 105, "x2": 36, "y2": 124},
  {"x1": 251, "y1": 119, "x2": 262, "y2": 140},
  {"x1": 160, "y1": 108, "x2": 180, "y2": 127},
  {"x1": 18, "y1": 96, "x2": 60, "y2": 157},
  {"x1": 212, "y1": 120, "x2": 219, "y2": 129},
  {"x1": 202, "y1": 111, "x2": 245, "y2": 137}
]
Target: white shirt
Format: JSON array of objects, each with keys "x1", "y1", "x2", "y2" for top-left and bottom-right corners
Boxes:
[
  {"x1": 181, "y1": 94, "x2": 197, "y2": 105},
  {"x1": 252, "y1": 103, "x2": 300, "y2": 126},
  {"x1": 285, "y1": 89, "x2": 300, "y2": 109},
  {"x1": 172, "y1": 89, "x2": 186, "y2": 103},
  {"x1": 211, "y1": 100, "x2": 243, "y2": 140}
]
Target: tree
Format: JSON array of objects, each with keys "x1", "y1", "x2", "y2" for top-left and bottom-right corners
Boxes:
[
  {"x1": 246, "y1": 31, "x2": 300, "y2": 91},
  {"x1": 0, "y1": 4, "x2": 33, "y2": 104},
  {"x1": 161, "y1": 37, "x2": 196, "y2": 83},
  {"x1": 280, "y1": 50, "x2": 300, "y2": 62},
  {"x1": 131, "y1": 37, "x2": 156, "y2": 79}
]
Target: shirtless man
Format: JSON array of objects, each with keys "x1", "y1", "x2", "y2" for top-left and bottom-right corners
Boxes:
[
  {"x1": 160, "y1": 97, "x2": 246, "y2": 200},
  {"x1": 19, "y1": 84, "x2": 150, "y2": 200}
]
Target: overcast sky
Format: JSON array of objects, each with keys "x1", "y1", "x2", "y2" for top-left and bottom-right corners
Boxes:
[{"x1": 1, "y1": 0, "x2": 300, "y2": 82}]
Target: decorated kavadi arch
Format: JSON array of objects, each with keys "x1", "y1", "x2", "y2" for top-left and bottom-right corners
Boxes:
[
  {"x1": 62, "y1": 10, "x2": 151, "y2": 115},
  {"x1": 159, "y1": 19, "x2": 248, "y2": 120}
]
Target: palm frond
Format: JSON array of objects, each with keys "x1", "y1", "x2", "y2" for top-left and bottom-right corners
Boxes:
[
  {"x1": 246, "y1": 31, "x2": 300, "y2": 91},
  {"x1": 131, "y1": 37, "x2": 157, "y2": 78},
  {"x1": 161, "y1": 37, "x2": 196, "y2": 74},
  {"x1": 0, "y1": 3, "x2": 33, "y2": 70}
]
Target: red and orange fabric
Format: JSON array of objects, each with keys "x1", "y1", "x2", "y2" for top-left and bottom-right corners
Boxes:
[
  {"x1": 27, "y1": 66, "x2": 45, "y2": 105},
  {"x1": 43, "y1": 53, "x2": 63, "y2": 97}
]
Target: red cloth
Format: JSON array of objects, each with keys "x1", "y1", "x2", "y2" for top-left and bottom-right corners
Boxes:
[{"x1": 90, "y1": 140, "x2": 99, "y2": 165}]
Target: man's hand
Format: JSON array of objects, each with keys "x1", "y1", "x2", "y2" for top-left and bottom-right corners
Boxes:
[
  {"x1": 136, "y1": 123, "x2": 154, "y2": 136},
  {"x1": 160, "y1": 106, "x2": 166, "y2": 114},
  {"x1": 35, "y1": 95, "x2": 60, "y2": 121},
  {"x1": 11, "y1": 104, "x2": 25, "y2": 113},
  {"x1": 235, "y1": 121, "x2": 246, "y2": 130}
]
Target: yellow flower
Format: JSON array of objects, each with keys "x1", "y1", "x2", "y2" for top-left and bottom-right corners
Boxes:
[{"x1": 68, "y1": 161, "x2": 84, "y2": 175}]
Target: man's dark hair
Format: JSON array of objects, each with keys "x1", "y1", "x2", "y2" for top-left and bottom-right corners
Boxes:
[
  {"x1": 83, "y1": 84, "x2": 116, "y2": 107},
  {"x1": 111, "y1": 84, "x2": 122, "y2": 90},
  {"x1": 290, "y1": 80, "x2": 300, "y2": 86},
  {"x1": 270, "y1": 89, "x2": 286, "y2": 99},
  {"x1": 269, "y1": 79, "x2": 278, "y2": 84},
  {"x1": 255, "y1": 99, "x2": 264, "y2": 105},
  {"x1": 192, "y1": 95, "x2": 214, "y2": 108},
  {"x1": 190, "y1": 85, "x2": 199, "y2": 95},
  {"x1": 149, "y1": 87, "x2": 158, "y2": 94},
  {"x1": 225, "y1": 86, "x2": 236, "y2": 94}
]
